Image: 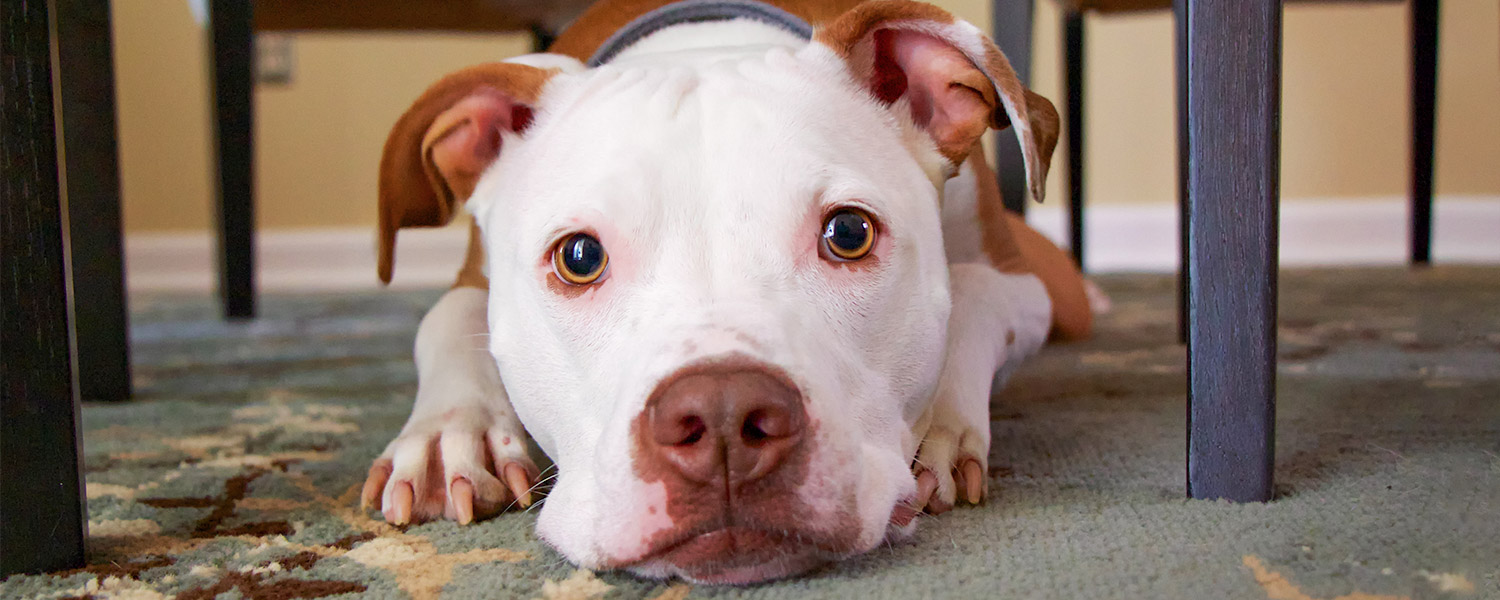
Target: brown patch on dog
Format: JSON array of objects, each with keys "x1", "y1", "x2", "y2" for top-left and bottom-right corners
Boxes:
[
  {"x1": 966, "y1": 151, "x2": 1092, "y2": 340},
  {"x1": 814, "y1": 1, "x2": 957, "y2": 57},
  {"x1": 378, "y1": 62, "x2": 557, "y2": 283},
  {"x1": 815, "y1": 1, "x2": 1058, "y2": 201},
  {"x1": 623, "y1": 358, "x2": 860, "y2": 580},
  {"x1": 453, "y1": 222, "x2": 490, "y2": 290},
  {"x1": 969, "y1": 151, "x2": 1029, "y2": 275}
]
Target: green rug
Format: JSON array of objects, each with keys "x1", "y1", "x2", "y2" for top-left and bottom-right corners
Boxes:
[{"x1": 3, "y1": 267, "x2": 1497, "y2": 599}]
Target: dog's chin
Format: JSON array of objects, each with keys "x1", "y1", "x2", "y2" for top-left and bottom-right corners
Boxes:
[{"x1": 624, "y1": 527, "x2": 838, "y2": 585}]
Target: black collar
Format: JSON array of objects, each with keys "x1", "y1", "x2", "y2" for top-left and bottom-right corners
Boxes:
[{"x1": 587, "y1": 0, "x2": 813, "y2": 67}]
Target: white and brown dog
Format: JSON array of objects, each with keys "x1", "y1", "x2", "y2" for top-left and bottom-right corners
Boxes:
[{"x1": 362, "y1": 0, "x2": 1095, "y2": 584}]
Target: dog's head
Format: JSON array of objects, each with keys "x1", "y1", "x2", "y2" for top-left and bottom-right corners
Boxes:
[{"x1": 378, "y1": 0, "x2": 1056, "y2": 584}]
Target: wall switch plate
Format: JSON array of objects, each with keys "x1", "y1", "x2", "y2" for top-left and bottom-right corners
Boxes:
[{"x1": 255, "y1": 34, "x2": 294, "y2": 85}]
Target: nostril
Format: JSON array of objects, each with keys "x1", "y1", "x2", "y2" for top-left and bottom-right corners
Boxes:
[
  {"x1": 677, "y1": 416, "x2": 706, "y2": 446},
  {"x1": 742, "y1": 413, "x2": 768, "y2": 443},
  {"x1": 654, "y1": 405, "x2": 710, "y2": 447},
  {"x1": 741, "y1": 408, "x2": 794, "y2": 444}
]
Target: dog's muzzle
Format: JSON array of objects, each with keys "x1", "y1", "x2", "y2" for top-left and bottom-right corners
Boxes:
[{"x1": 626, "y1": 361, "x2": 855, "y2": 583}]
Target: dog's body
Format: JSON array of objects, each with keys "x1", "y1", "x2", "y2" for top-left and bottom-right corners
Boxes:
[{"x1": 362, "y1": 0, "x2": 1093, "y2": 584}]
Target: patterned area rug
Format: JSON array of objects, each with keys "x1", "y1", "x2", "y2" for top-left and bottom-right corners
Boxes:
[{"x1": 3, "y1": 267, "x2": 1497, "y2": 599}]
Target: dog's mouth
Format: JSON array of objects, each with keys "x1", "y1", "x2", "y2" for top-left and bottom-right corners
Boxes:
[{"x1": 621, "y1": 526, "x2": 848, "y2": 584}]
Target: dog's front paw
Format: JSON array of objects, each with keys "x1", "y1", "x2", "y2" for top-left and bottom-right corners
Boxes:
[
  {"x1": 912, "y1": 406, "x2": 989, "y2": 515},
  {"x1": 360, "y1": 405, "x2": 539, "y2": 525}
]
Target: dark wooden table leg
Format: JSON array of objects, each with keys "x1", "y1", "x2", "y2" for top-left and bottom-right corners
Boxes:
[
  {"x1": 1175, "y1": 0, "x2": 1189, "y2": 344},
  {"x1": 1064, "y1": 9, "x2": 1086, "y2": 270},
  {"x1": 57, "y1": 0, "x2": 131, "y2": 402},
  {"x1": 992, "y1": 0, "x2": 1034, "y2": 215},
  {"x1": 210, "y1": 0, "x2": 256, "y2": 319},
  {"x1": 1, "y1": 0, "x2": 89, "y2": 574},
  {"x1": 531, "y1": 23, "x2": 556, "y2": 53},
  {"x1": 1183, "y1": 0, "x2": 1280, "y2": 503},
  {"x1": 1409, "y1": 0, "x2": 1439, "y2": 265}
]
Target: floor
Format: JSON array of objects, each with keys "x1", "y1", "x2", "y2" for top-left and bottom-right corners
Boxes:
[{"x1": 2, "y1": 267, "x2": 1497, "y2": 599}]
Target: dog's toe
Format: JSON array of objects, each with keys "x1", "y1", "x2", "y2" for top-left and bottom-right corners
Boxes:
[
  {"x1": 499, "y1": 462, "x2": 535, "y2": 509},
  {"x1": 361, "y1": 458, "x2": 393, "y2": 511},
  {"x1": 387, "y1": 480, "x2": 415, "y2": 525},
  {"x1": 365, "y1": 429, "x2": 541, "y2": 525},
  {"x1": 913, "y1": 418, "x2": 989, "y2": 513}
]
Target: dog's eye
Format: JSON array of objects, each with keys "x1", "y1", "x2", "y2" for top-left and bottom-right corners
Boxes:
[
  {"x1": 821, "y1": 208, "x2": 876, "y2": 261},
  {"x1": 553, "y1": 233, "x2": 609, "y2": 285}
]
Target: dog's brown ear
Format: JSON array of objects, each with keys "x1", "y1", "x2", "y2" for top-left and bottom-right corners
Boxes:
[
  {"x1": 378, "y1": 62, "x2": 558, "y2": 283},
  {"x1": 814, "y1": 0, "x2": 1059, "y2": 202}
]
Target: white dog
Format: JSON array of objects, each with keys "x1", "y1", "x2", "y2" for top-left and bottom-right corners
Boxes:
[{"x1": 362, "y1": 0, "x2": 1094, "y2": 584}]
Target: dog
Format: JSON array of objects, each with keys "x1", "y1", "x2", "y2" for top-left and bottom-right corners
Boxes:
[{"x1": 360, "y1": 0, "x2": 1094, "y2": 584}]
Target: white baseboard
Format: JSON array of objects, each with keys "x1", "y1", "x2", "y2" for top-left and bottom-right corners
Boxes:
[
  {"x1": 125, "y1": 197, "x2": 1499, "y2": 293},
  {"x1": 1024, "y1": 196, "x2": 1500, "y2": 272},
  {"x1": 125, "y1": 225, "x2": 469, "y2": 293}
]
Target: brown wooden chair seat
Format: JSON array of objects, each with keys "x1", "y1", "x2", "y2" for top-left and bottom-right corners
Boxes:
[
  {"x1": 1064, "y1": 0, "x2": 1399, "y2": 13},
  {"x1": 252, "y1": 0, "x2": 594, "y2": 34}
]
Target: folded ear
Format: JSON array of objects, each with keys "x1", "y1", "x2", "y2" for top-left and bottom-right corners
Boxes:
[
  {"x1": 814, "y1": 0, "x2": 1059, "y2": 202},
  {"x1": 377, "y1": 61, "x2": 561, "y2": 283}
]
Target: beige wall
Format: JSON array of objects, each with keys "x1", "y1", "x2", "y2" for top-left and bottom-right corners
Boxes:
[{"x1": 113, "y1": 0, "x2": 1500, "y2": 233}]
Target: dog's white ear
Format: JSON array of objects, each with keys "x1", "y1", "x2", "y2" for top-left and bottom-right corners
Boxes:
[
  {"x1": 812, "y1": 0, "x2": 1059, "y2": 202},
  {"x1": 377, "y1": 61, "x2": 564, "y2": 283}
]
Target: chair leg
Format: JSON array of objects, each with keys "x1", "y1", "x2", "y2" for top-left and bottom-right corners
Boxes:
[
  {"x1": 1175, "y1": 0, "x2": 1190, "y2": 345},
  {"x1": 210, "y1": 0, "x2": 257, "y2": 319},
  {"x1": 530, "y1": 24, "x2": 557, "y2": 53},
  {"x1": 991, "y1": 0, "x2": 1035, "y2": 215},
  {"x1": 1065, "y1": 9, "x2": 1086, "y2": 270},
  {"x1": 1, "y1": 0, "x2": 89, "y2": 574},
  {"x1": 57, "y1": 0, "x2": 132, "y2": 402},
  {"x1": 1182, "y1": 0, "x2": 1280, "y2": 503},
  {"x1": 1409, "y1": 0, "x2": 1439, "y2": 265}
]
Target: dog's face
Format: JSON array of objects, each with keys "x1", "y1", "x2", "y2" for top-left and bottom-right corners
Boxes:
[
  {"x1": 474, "y1": 44, "x2": 952, "y2": 583},
  {"x1": 377, "y1": 2, "x2": 1056, "y2": 584}
]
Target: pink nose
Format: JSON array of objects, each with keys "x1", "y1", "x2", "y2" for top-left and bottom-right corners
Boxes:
[{"x1": 639, "y1": 366, "x2": 807, "y2": 487}]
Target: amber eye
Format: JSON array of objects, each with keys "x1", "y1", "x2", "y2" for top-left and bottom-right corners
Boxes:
[
  {"x1": 821, "y1": 208, "x2": 876, "y2": 261},
  {"x1": 553, "y1": 233, "x2": 608, "y2": 284}
]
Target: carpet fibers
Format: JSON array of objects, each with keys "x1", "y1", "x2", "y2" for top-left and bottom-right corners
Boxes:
[{"x1": 3, "y1": 267, "x2": 1497, "y2": 599}]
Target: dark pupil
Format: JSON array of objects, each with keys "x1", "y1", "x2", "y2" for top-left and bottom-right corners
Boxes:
[
  {"x1": 824, "y1": 212, "x2": 869, "y2": 252},
  {"x1": 563, "y1": 234, "x2": 604, "y2": 275}
]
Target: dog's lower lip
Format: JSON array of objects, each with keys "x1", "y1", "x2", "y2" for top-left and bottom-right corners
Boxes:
[{"x1": 628, "y1": 526, "x2": 827, "y2": 582}]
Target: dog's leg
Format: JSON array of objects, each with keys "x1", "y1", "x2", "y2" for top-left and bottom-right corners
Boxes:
[
  {"x1": 360, "y1": 286, "x2": 539, "y2": 525},
  {"x1": 912, "y1": 263, "x2": 1051, "y2": 513}
]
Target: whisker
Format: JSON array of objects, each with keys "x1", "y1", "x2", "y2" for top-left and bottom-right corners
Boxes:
[{"x1": 501, "y1": 471, "x2": 560, "y2": 513}]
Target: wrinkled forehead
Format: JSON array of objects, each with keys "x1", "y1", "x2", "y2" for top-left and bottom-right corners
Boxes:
[{"x1": 478, "y1": 50, "x2": 934, "y2": 242}]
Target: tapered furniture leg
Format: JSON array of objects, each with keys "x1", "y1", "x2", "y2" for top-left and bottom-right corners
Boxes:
[
  {"x1": 992, "y1": 0, "x2": 1035, "y2": 215},
  {"x1": 1064, "y1": 9, "x2": 1085, "y2": 270},
  {"x1": 1409, "y1": 0, "x2": 1439, "y2": 265},
  {"x1": 57, "y1": 0, "x2": 131, "y2": 402},
  {"x1": 1, "y1": 0, "x2": 89, "y2": 574},
  {"x1": 1183, "y1": 0, "x2": 1281, "y2": 502},
  {"x1": 210, "y1": 0, "x2": 256, "y2": 318}
]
